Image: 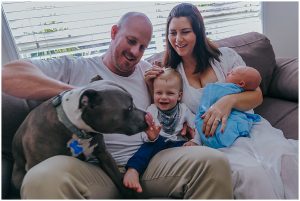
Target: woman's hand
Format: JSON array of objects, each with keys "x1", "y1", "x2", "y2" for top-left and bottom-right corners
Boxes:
[
  {"x1": 201, "y1": 95, "x2": 235, "y2": 137},
  {"x1": 144, "y1": 61, "x2": 164, "y2": 101},
  {"x1": 144, "y1": 62, "x2": 164, "y2": 86}
]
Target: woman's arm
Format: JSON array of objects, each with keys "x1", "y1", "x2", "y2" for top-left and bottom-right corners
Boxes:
[
  {"x1": 202, "y1": 87, "x2": 263, "y2": 136},
  {"x1": 2, "y1": 60, "x2": 74, "y2": 100},
  {"x1": 227, "y1": 87, "x2": 263, "y2": 111}
]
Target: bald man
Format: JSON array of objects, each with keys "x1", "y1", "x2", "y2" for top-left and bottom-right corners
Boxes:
[{"x1": 3, "y1": 12, "x2": 233, "y2": 199}]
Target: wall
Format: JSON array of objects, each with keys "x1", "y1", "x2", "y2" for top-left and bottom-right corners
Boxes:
[
  {"x1": 2, "y1": 9, "x2": 19, "y2": 65},
  {"x1": 262, "y1": 2, "x2": 298, "y2": 58},
  {"x1": 2, "y1": 45, "x2": 10, "y2": 66},
  {"x1": 2, "y1": 14, "x2": 10, "y2": 66}
]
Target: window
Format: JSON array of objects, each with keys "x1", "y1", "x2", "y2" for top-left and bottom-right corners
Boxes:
[{"x1": 2, "y1": 1, "x2": 262, "y2": 60}]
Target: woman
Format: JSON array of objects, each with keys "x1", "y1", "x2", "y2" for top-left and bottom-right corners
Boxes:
[{"x1": 144, "y1": 3, "x2": 298, "y2": 199}]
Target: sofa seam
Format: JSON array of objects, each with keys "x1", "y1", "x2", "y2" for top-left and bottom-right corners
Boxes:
[{"x1": 222, "y1": 38, "x2": 269, "y2": 48}]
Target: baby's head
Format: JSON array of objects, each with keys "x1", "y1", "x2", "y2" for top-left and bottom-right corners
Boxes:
[
  {"x1": 153, "y1": 68, "x2": 183, "y2": 111},
  {"x1": 226, "y1": 66, "x2": 262, "y2": 90}
]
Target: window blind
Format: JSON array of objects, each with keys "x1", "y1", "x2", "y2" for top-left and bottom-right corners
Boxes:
[{"x1": 2, "y1": 1, "x2": 261, "y2": 60}]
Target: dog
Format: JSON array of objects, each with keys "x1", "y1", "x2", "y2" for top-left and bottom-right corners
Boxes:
[{"x1": 12, "y1": 80, "x2": 149, "y2": 198}]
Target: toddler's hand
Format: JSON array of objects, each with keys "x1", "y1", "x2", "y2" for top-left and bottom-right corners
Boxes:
[
  {"x1": 181, "y1": 122, "x2": 195, "y2": 140},
  {"x1": 145, "y1": 113, "x2": 161, "y2": 141}
]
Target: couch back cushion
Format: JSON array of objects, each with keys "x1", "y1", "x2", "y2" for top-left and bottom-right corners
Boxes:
[
  {"x1": 215, "y1": 32, "x2": 276, "y2": 95},
  {"x1": 146, "y1": 32, "x2": 277, "y2": 95},
  {"x1": 2, "y1": 93, "x2": 42, "y2": 161},
  {"x1": 268, "y1": 58, "x2": 298, "y2": 101},
  {"x1": 2, "y1": 93, "x2": 30, "y2": 161}
]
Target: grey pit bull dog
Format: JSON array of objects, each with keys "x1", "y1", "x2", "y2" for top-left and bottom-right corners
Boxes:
[{"x1": 12, "y1": 80, "x2": 149, "y2": 198}]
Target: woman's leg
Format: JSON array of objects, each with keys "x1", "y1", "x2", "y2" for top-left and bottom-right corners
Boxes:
[
  {"x1": 250, "y1": 119, "x2": 298, "y2": 198},
  {"x1": 220, "y1": 136, "x2": 282, "y2": 198},
  {"x1": 281, "y1": 153, "x2": 298, "y2": 199},
  {"x1": 140, "y1": 146, "x2": 233, "y2": 199},
  {"x1": 21, "y1": 155, "x2": 120, "y2": 199},
  {"x1": 231, "y1": 165, "x2": 279, "y2": 198}
]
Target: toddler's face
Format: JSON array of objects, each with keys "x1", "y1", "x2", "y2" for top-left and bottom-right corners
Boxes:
[{"x1": 153, "y1": 77, "x2": 182, "y2": 111}]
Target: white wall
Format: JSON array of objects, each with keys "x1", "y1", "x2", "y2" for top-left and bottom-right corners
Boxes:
[
  {"x1": 2, "y1": 45, "x2": 10, "y2": 66},
  {"x1": 262, "y1": 2, "x2": 298, "y2": 58},
  {"x1": 2, "y1": 13, "x2": 10, "y2": 66},
  {"x1": 2, "y1": 9, "x2": 19, "y2": 65}
]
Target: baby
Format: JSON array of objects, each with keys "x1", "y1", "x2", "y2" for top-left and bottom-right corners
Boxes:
[
  {"x1": 123, "y1": 68, "x2": 200, "y2": 193},
  {"x1": 226, "y1": 66, "x2": 262, "y2": 91},
  {"x1": 195, "y1": 66, "x2": 262, "y2": 148}
]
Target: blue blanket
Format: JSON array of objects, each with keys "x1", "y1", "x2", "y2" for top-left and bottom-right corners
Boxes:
[{"x1": 195, "y1": 83, "x2": 261, "y2": 148}]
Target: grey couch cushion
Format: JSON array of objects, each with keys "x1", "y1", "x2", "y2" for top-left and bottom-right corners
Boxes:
[
  {"x1": 268, "y1": 58, "x2": 298, "y2": 101},
  {"x1": 2, "y1": 93, "x2": 30, "y2": 161},
  {"x1": 215, "y1": 32, "x2": 276, "y2": 95},
  {"x1": 254, "y1": 97, "x2": 298, "y2": 140}
]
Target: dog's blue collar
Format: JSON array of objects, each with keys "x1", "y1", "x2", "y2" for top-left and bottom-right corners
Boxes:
[{"x1": 52, "y1": 91, "x2": 92, "y2": 139}]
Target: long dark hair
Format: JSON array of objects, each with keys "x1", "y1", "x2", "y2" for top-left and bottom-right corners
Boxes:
[{"x1": 163, "y1": 3, "x2": 221, "y2": 73}]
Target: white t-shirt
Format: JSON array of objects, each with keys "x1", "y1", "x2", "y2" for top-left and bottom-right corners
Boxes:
[{"x1": 29, "y1": 56, "x2": 152, "y2": 165}]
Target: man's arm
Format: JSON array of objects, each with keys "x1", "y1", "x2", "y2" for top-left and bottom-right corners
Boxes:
[{"x1": 2, "y1": 60, "x2": 74, "y2": 100}]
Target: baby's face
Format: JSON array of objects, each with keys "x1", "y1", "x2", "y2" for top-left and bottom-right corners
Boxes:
[
  {"x1": 225, "y1": 67, "x2": 248, "y2": 84},
  {"x1": 153, "y1": 77, "x2": 182, "y2": 111}
]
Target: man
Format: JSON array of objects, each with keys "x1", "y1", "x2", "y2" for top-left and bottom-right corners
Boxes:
[{"x1": 3, "y1": 12, "x2": 233, "y2": 199}]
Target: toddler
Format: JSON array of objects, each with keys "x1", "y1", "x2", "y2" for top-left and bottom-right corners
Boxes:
[{"x1": 123, "y1": 68, "x2": 200, "y2": 193}]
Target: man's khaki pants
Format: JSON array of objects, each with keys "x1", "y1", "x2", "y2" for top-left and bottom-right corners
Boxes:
[{"x1": 21, "y1": 146, "x2": 233, "y2": 199}]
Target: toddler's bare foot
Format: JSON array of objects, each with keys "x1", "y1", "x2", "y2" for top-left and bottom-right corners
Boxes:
[{"x1": 123, "y1": 168, "x2": 143, "y2": 193}]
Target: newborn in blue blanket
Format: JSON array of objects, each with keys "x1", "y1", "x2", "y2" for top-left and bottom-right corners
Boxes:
[{"x1": 195, "y1": 66, "x2": 262, "y2": 148}]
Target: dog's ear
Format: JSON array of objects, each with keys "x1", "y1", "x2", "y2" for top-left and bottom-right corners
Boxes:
[
  {"x1": 90, "y1": 75, "x2": 103, "y2": 83},
  {"x1": 79, "y1": 89, "x2": 99, "y2": 108}
]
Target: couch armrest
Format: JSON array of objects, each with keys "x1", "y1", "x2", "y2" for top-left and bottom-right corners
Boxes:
[
  {"x1": 268, "y1": 57, "x2": 298, "y2": 102},
  {"x1": 2, "y1": 93, "x2": 42, "y2": 161},
  {"x1": 2, "y1": 94, "x2": 44, "y2": 198}
]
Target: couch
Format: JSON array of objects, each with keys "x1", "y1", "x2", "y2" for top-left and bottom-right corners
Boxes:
[{"x1": 2, "y1": 32, "x2": 298, "y2": 199}]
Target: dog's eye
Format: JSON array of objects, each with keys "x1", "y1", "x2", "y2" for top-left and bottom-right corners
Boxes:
[{"x1": 128, "y1": 105, "x2": 133, "y2": 111}]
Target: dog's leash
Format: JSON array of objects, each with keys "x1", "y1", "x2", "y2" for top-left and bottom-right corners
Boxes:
[{"x1": 52, "y1": 91, "x2": 92, "y2": 139}]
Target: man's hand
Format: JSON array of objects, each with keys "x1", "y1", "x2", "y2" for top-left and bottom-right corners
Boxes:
[{"x1": 180, "y1": 122, "x2": 195, "y2": 140}]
